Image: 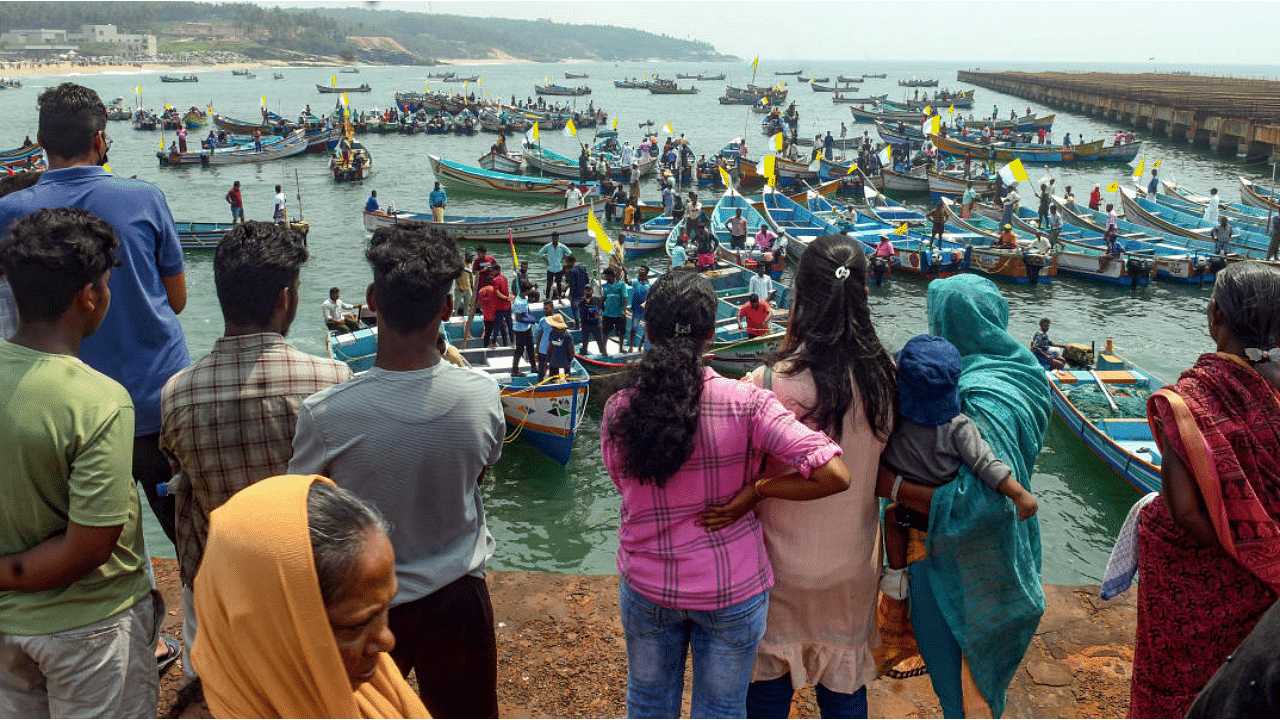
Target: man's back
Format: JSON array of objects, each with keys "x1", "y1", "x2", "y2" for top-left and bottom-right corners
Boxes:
[
  {"x1": 289, "y1": 363, "x2": 504, "y2": 605},
  {"x1": 161, "y1": 334, "x2": 352, "y2": 587},
  {"x1": 0, "y1": 341, "x2": 147, "y2": 636},
  {"x1": 0, "y1": 168, "x2": 188, "y2": 435}
]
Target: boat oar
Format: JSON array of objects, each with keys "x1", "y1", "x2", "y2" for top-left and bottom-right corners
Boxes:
[{"x1": 1089, "y1": 369, "x2": 1121, "y2": 412}]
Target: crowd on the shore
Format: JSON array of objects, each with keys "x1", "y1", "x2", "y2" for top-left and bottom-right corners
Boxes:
[
  {"x1": 0, "y1": 51, "x2": 254, "y2": 73},
  {"x1": 3, "y1": 82, "x2": 1280, "y2": 720}
]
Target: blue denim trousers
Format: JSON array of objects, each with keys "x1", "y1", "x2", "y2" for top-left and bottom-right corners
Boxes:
[
  {"x1": 619, "y1": 579, "x2": 769, "y2": 719},
  {"x1": 746, "y1": 674, "x2": 867, "y2": 719}
]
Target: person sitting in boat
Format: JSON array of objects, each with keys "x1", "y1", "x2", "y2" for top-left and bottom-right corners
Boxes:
[
  {"x1": 994, "y1": 224, "x2": 1019, "y2": 250},
  {"x1": 322, "y1": 286, "x2": 362, "y2": 334},
  {"x1": 1099, "y1": 228, "x2": 1124, "y2": 272},
  {"x1": 491, "y1": 135, "x2": 507, "y2": 155},
  {"x1": 1031, "y1": 318, "x2": 1065, "y2": 370},
  {"x1": 365, "y1": 190, "x2": 378, "y2": 213}
]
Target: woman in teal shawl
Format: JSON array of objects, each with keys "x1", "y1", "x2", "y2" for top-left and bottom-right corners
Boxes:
[{"x1": 885, "y1": 274, "x2": 1050, "y2": 717}]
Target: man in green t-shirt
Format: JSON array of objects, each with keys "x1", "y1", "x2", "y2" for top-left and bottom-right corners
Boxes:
[{"x1": 0, "y1": 208, "x2": 157, "y2": 717}]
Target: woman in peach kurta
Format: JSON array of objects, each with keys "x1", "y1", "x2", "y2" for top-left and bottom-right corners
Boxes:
[{"x1": 744, "y1": 234, "x2": 896, "y2": 718}]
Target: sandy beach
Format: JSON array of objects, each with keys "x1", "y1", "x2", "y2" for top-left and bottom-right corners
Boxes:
[{"x1": 0, "y1": 61, "x2": 276, "y2": 80}]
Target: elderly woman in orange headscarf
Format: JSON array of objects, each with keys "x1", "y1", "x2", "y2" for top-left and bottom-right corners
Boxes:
[{"x1": 191, "y1": 475, "x2": 429, "y2": 718}]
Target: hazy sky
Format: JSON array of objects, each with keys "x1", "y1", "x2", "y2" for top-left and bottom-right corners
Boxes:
[{"x1": 270, "y1": 0, "x2": 1280, "y2": 65}]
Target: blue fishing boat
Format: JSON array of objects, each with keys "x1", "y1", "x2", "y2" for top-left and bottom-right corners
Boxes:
[
  {"x1": 1239, "y1": 177, "x2": 1280, "y2": 212},
  {"x1": 1119, "y1": 187, "x2": 1274, "y2": 257},
  {"x1": 428, "y1": 155, "x2": 602, "y2": 201},
  {"x1": 974, "y1": 204, "x2": 1154, "y2": 287},
  {"x1": 175, "y1": 220, "x2": 309, "y2": 249},
  {"x1": 327, "y1": 326, "x2": 590, "y2": 466},
  {"x1": 1054, "y1": 196, "x2": 1225, "y2": 283},
  {"x1": 1047, "y1": 349, "x2": 1164, "y2": 494}
]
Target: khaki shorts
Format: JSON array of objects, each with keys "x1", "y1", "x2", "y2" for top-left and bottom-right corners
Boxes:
[{"x1": 0, "y1": 591, "x2": 161, "y2": 718}]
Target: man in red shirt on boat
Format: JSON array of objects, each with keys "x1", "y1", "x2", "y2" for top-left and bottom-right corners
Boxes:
[{"x1": 737, "y1": 294, "x2": 772, "y2": 337}]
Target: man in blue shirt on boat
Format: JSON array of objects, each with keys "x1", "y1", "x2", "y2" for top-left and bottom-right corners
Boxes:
[
  {"x1": 365, "y1": 189, "x2": 379, "y2": 213},
  {"x1": 563, "y1": 254, "x2": 589, "y2": 326},
  {"x1": 1031, "y1": 317, "x2": 1065, "y2": 370},
  {"x1": 1211, "y1": 217, "x2": 1233, "y2": 256},
  {"x1": 537, "y1": 232, "x2": 574, "y2": 300},
  {"x1": 429, "y1": 181, "x2": 447, "y2": 222}
]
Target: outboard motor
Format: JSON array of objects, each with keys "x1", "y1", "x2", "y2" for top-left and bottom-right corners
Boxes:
[
  {"x1": 1023, "y1": 251, "x2": 1046, "y2": 285},
  {"x1": 1126, "y1": 257, "x2": 1153, "y2": 288}
]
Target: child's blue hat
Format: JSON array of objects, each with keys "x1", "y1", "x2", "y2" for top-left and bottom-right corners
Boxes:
[{"x1": 896, "y1": 334, "x2": 962, "y2": 427}]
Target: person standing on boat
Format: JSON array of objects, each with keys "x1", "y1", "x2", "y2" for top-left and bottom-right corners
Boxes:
[
  {"x1": 1036, "y1": 183, "x2": 1051, "y2": 228},
  {"x1": 490, "y1": 263, "x2": 513, "y2": 347},
  {"x1": 577, "y1": 284, "x2": 605, "y2": 356},
  {"x1": 960, "y1": 183, "x2": 977, "y2": 219},
  {"x1": 177, "y1": 126, "x2": 188, "y2": 154},
  {"x1": 621, "y1": 141, "x2": 634, "y2": 168},
  {"x1": 749, "y1": 263, "x2": 773, "y2": 304},
  {"x1": 578, "y1": 145, "x2": 590, "y2": 184},
  {"x1": 1105, "y1": 203, "x2": 1119, "y2": 234},
  {"x1": 564, "y1": 184, "x2": 583, "y2": 209},
  {"x1": 564, "y1": 254, "x2": 589, "y2": 326},
  {"x1": 823, "y1": 131, "x2": 835, "y2": 159},
  {"x1": 1089, "y1": 184, "x2": 1103, "y2": 210},
  {"x1": 737, "y1": 294, "x2": 772, "y2": 338},
  {"x1": 252, "y1": 129, "x2": 262, "y2": 154},
  {"x1": 1211, "y1": 217, "x2": 1233, "y2": 256},
  {"x1": 289, "y1": 224, "x2": 505, "y2": 719},
  {"x1": 662, "y1": 182, "x2": 674, "y2": 218},
  {"x1": 685, "y1": 192, "x2": 703, "y2": 233},
  {"x1": 1147, "y1": 169, "x2": 1160, "y2": 199},
  {"x1": 1268, "y1": 213, "x2": 1280, "y2": 261},
  {"x1": 225, "y1": 181, "x2": 244, "y2": 225},
  {"x1": 726, "y1": 208, "x2": 749, "y2": 252},
  {"x1": 1000, "y1": 188, "x2": 1019, "y2": 229},
  {"x1": 627, "y1": 266, "x2": 650, "y2": 352},
  {"x1": 455, "y1": 251, "x2": 475, "y2": 319},
  {"x1": 537, "y1": 232, "x2": 573, "y2": 301},
  {"x1": 601, "y1": 267, "x2": 629, "y2": 353},
  {"x1": 429, "y1": 181, "x2": 447, "y2": 222},
  {"x1": 1202, "y1": 187, "x2": 1221, "y2": 225},
  {"x1": 927, "y1": 200, "x2": 947, "y2": 245},
  {"x1": 510, "y1": 282, "x2": 536, "y2": 376},
  {"x1": 273, "y1": 184, "x2": 287, "y2": 225},
  {"x1": 1046, "y1": 206, "x2": 1063, "y2": 248}
]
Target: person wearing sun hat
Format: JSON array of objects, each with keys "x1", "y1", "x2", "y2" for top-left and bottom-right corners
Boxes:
[
  {"x1": 878, "y1": 334, "x2": 1038, "y2": 600},
  {"x1": 542, "y1": 312, "x2": 573, "y2": 380}
]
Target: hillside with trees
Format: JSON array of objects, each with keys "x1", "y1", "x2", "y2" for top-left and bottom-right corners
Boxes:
[{"x1": 0, "y1": 2, "x2": 731, "y2": 64}]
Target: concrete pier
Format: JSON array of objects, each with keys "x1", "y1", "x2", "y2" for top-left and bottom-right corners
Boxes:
[{"x1": 957, "y1": 71, "x2": 1280, "y2": 162}]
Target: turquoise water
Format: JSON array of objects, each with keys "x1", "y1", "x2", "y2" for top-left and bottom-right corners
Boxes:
[{"x1": 4, "y1": 58, "x2": 1275, "y2": 584}]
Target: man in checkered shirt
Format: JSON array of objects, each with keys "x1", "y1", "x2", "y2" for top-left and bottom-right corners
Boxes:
[{"x1": 159, "y1": 222, "x2": 351, "y2": 682}]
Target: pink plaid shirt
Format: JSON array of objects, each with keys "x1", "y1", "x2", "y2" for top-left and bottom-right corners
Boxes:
[{"x1": 603, "y1": 367, "x2": 841, "y2": 610}]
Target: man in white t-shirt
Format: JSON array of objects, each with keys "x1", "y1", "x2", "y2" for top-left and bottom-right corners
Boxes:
[
  {"x1": 272, "y1": 184, "x2": 287, "y2": 225},
  {"x1": 321, "y1": 286, "x2": 361, "y2": 333}
]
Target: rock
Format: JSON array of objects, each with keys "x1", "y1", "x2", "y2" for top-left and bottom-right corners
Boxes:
[{"x1": 1028, "y1": 660, "x2": 1074, "y2": 687}]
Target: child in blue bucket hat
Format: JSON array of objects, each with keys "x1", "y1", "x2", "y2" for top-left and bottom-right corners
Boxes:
[{"x1": 878, "y1": 334, "x2": 1039, "y2": 600}]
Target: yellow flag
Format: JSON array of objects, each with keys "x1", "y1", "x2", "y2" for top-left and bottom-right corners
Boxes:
[
  {"x1": 464, "y1": 81, "x2": 468, "y2": 91},
  {"x1": 773, "y1": 133, "x2": 785, "y2": 151},
  {"x1": 1132, "y1": 156, "x2": 1145, "y2": 179},
  {"x1": 134, "y1": 86, "x2": 141, "y2": 94},
  {"x1": 753, "y1": 56, "x2": 759, "y2": 73},
  {"x1": 762, "y1": 155, "x2": 777, "y2": 187},
  {"x1": 342, "y1": 93, "x2": 349, "y2": 107},
  {"x1": 612, "y1": 118, "x2": 618, "y2": 130},
  {"x1": 1152, "y1": 159, "x2": 1162, "y2": 168},
  {"x1": 331, "y1": 76, "x2": 336, "y2": 87},
  {"x1": 947, "y1": 104, "x2": 955, "y2": 115},
  {"x1": 477, "y1": 76, "x2": 482, "y2": 83},
  {"x1": 564, "y1": 118, "x2": 577, "y2": 137},
  {"x1": 159, "y1": 137, "x2": 165, "y2": 150},
  {"x1": 924, "y1": 105, "x2": 932, "y2": 115},
  {"x1": 761, "y1": 97, "x2": 769, "y2": 105},
  {"x1": 1006, "y1": 158, "x2": 1029, "y2": 182},
  {"x1": 1106, "y1": 181, "x2": 1120, "y2": 192},
  {"x1": 920, "y1": 115, "x2": 940, "y2": 136},
  {"x1": 845, "y1": 162, "x2": 859, "y2": 175},
  {"x1": 260, "y1": 96, "x2": 267, "y2": 106},
  {"x1": 664, "y1": 122, "x2": 675, "y2": 135},
  {"x1": 893, "y1": 223, "x2": 909, "y2": 235},
  {"x1": 718, "y1": 165, "x2": 733, "y2": 188},
  {"x1": 587, "y1": 205, "x2": 613, "y2": 253},
  {"x1": 532, "y1": 122, "x2": 540, "y2": 141}
]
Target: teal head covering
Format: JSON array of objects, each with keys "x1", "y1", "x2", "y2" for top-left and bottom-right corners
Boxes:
[{"x1": 924, "y1": 274, "x2": 1050, "y2": 716}]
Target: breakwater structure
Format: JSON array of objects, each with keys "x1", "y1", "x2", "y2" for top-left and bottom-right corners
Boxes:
[{"x1": 957, "y1": 71, "x2": 1280, "y2": 163}]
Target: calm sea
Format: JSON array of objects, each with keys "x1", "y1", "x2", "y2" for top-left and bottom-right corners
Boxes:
[{"x1": 5, "y1": 58, "x2": 1278, "y2": 584}]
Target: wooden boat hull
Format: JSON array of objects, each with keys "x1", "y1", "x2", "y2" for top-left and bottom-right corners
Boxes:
[
  {"x1": 327, "y1": 327, "x2": 589, "y2": 465},
  {"x1": 880, "y1": 166, "x2": 930, "y2": 193},
  {"x1": 363, "y1": 202, "x2": 593, "y2": 246},
  {"x1": 317, "y1": 84, "x2": 371, "y2": 93},
  {"x1": 429, "y1": 154, "x2": 600, "y2": 200},
  {"x1": 535, "y1": 84, "x2": 590, "y2": 96},
  {"x1": 176, "y1": 220, "x2": 308, "y2": 249},
  {"x1": 1047, "y1": 357, "x2": 1163, "y2": 494},
  {"x1": 157, "y1": 129, "x2": 308, "y2": 166},
  {"x1": 478, "y1": 150, "x2": 523, "y2": 174},
  {"x1": 1239, "y1": 177, "x2": 1280, "y2": 212}
]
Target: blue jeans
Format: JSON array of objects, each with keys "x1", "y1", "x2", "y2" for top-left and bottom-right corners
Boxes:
[
  {"x1": 620, "y1": 579, "x2": 769, "y2": 719},
  {"x1": 910, "y1": 558, "x2": 965, "y2": 718},
  {"x1": 747, "y1": 674, "x2": 867, "y2": 719}
]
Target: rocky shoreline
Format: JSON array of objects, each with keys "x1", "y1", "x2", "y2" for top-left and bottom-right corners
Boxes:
[{"x1": 151, "y1": 559, "x2": 1134, "y2": 718}]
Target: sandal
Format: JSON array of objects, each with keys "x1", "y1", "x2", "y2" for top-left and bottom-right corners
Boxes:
[
  {"x1": 156, "y1": 634, "x2": 181, "y2": 677},
  {"x1": 885, "y1": 656, "x2": 929, "y2": 680}
]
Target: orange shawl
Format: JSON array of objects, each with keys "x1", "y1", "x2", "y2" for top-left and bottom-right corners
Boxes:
[{"x1": 192, "y1": 475, "x2": 429, "y2": 718}]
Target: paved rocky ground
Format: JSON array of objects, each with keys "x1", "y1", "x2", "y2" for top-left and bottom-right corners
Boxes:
[{"x1": 155, "y1": 563, "x2": 1135, "y2": 718}]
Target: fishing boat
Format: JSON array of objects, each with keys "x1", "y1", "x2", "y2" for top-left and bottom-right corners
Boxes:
[
  {"x1": 798, "y1": 76, "x2": 830, "y2": 84},
  {"x1": 0, "y1": 144, "x2": 44, "y2": 170},
  {"x1": 363, "y1": 202, "x2": 592, "y2": 246},
  {"x1": 182, "y1": 109, "x2": 208, "y2": 130},
  {"x1": 428, "y1": 155, "x2": 601, "y2": 200},
  {"x1": 443, "y1": 75, "x2": 480, "y2": 82},
  {"x1": 327, "y1": 327, "x2": 590, "y2": 465},
  {"x1": 330, "y1": 139, "x2": 371, "y2": 182},
  {"x1": 699, "y1": 73, "x2": 726, "y2": 81},
  {"x1": 273, "y1": 73, "x2": 284, "y2": 80},
  {"x1": 1239, "y1": 177, "x2": 1280, "y2": 212},
  {"x1": 775, "y1": 70, "x2": 803, "y2": 76},
  {"x1": 835, "y1": 75, "x2": 864, "y2": 84},
  {"x1": 860, "y1": 182, "x2": 929, "y2": 227},
  {"x1": 849, "y1": 104, "x2": 924, "y2": 124},
  {"x1": 159, "y1": 75, "x2": 198, "y2": 83},
  {"x1": 1047, "y1": 348, "x2": 1164, "y2": 493},
  {"x1": 880, "y1": 165, "x2": 931, "y2": 193},
  {"x1": 1073, "y1": 140, "x2": 1143, "y2": 163},
  {"x1": 1054, "y1": 196, "x2": 1226, "y2": 282},
  {"x1": 927, "y1": 166, "x2": 998, "y2": 201},
  {"x1": 340, "y1": 67, "x2": 359, "y2": 74},
  {"x1": 962, "y1": 114, "x2": 1055, "y2": 133},
  {"x1": 316, "y1": 83, "x2": 371, "y2": 93},
  {"x1": 523, "y1": 143, "x2": 657, "y2": 182},
  {"x1": 1159, "y1": 180, "x2": 1275, "y2": 226},
  {"x1": 931, "y1": 133, "x2": 1081, "y2": 164},
  {"x1": 1119, "y1": 187, "x2": 1274, "y2": 256},
  {"x1": 427, "y1": 71, "x2": 456, "y2": 79},
  {"x1": 535, "y1": 84, "x2": 591, "y2": 96},
  {"x1": 175, "y1": 220, "x2": 309, "y2": 249},
  {"x1": 863, "y1": 73, "x2": 887, "y2": 79},
  {"x1": 156, "y1": 128, "x2": 308, "y2": 167},
  {"x1": 899, "y1": 78, "x2": 939, "y2": 87},
  {"x1": 621, "y1": 215, "x2": 679, "y2": 258},
  {"x1": 938, "y1": 200, "x2": 1058, "y2": 283},
  {"x1": 831, "y1": 93, "x2": 888, "y2": 104},
  {"x1": 230, "y1": 69, "x2": 249, "y2": 76},
  {"x1": 477, "y1": 149, "x2": 524, "y2": 174},
  {"x1": 648, "y1": 85, "x2": 699, "y2": 95},
  {"x1": 564, "y1": 71, "x2": 589, "y2": 79}
]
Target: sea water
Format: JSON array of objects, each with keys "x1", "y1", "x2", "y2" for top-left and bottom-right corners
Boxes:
[{"x1": 4, "y1": 58, "x2": 1276, "y2": 584}]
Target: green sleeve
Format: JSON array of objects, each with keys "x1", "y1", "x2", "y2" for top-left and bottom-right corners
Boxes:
[{"x1": 68, "y1": 400, "x2": 137, "y2": 528}]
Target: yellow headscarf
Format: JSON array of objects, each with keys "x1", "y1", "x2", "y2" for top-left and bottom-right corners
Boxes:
[{"x1": 192, "y1": 475, "x2": 429, "y2": 718}]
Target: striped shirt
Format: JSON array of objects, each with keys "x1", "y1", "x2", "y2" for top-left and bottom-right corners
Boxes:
[
  {"x1": 161, "y1": 333, "x2": 352, "y2": 587},
  {"x1": 602, "y1": 367, "x2": 841, "y2": 610}
]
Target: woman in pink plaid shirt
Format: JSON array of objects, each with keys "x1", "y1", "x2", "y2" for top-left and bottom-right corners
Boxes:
[{"x1": 602, "y1": 272, "x2": 850, "y2": 718}]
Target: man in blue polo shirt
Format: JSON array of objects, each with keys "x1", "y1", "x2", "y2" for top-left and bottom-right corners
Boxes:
[{"x1": 0, "y1": 82, "x2": 189, "y2": 547}]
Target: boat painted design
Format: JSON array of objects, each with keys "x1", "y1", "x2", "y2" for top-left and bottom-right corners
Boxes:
[
  {"x1": 428, "y1": 155, "x2": 601, "y2": 200},
  {"x1": 156, "y1": 129, "x2": 308, "y2": 167},
  {"x1": 1239, "y1": 177, "x2": 1280, "y2": 212}
]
